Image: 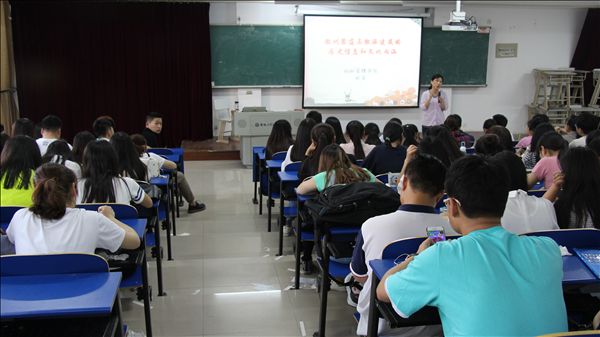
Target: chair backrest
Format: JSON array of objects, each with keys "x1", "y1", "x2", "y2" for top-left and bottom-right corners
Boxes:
[
  {"x1": 375, "y1": 174, "x2": 388, "y2": 184},
  {"x1": 355, "y1": 159, "x2": 364, "y2": 167},
  {"x1": 271, "y1": 151, "x2": 287, "y2": 161},
  {"x1": 0, "y1": 253, "x2": 109, "y2": 276},
  {"x1": 466, "y1": 147, "x2": 476, "y2": 154},
  {"x1": 527, "y1": 190, "x2": 546, "y2": 197},
  {"x1": 76, "y1": 203, "x2": 139, "y2": 220},
  {"x1": 147, "y1": 148, "x2": 175, "y2": 156},
  {"x1": 284, "y1": 161, "x2": 302, "y2": 173},
  {"x1": 523, "y1": 229, "x2": 600, "y2": 249},
  {"x1": 1, "y1": 206, "x2": 24, "y2": 224}
]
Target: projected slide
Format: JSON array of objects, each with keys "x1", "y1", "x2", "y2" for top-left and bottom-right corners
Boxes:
[{"x1": 303, "y1": 16, "x2": 422, "y2": 108}]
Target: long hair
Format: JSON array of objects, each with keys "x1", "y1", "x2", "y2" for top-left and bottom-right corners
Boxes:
[
  {"x1": 299, "y1": 123, "x2": 335, "y2": 179},
  {"x1": 402, "y1": 124, "x2": 419, "y2": 147},
  {"x1": 72, "y1": 131, "x2": 96, "y2": 164},
  {"x1": 266, "y1": 119, "x2": 293, "y2": 159},
  {"x1": 325, "y1": 116, "x2": 345, "y2": 145},
  {"x1": 318, "y1": 144, "x2": 370, "y2": 185},
  {"x1": 111, "y1": 132, "x2": 147, "y2": 181},
  {"x1": 30, "y1": 163, "x2": 76, "y2": 220},
  {"x1": 383, "y1": 121, "x2": 403, "y2": 148},
  {"x1": 345, "y1": 120, "x2": 366, "y2": 159},
  {"x1": 530, "y1": 123, "x2": 555, "y2": 160},
  {"x1": 41, "y1": 140, "x2": 72, "y2": 166},
  {"x1": 0, "y1": 136, "x2": 41, "y2": 190},
  {"x1": 81, "y1": 140, "x2": 120, "y2": 203},
  {"x1": 426, "y1": 125, "x2": 463, "y2": 163},
  {"x1": 536, "y1": 131, "x2": 567, "y2": 157},
  {"x1": 489, "y1": 151, "x2": 528, "y2": 191},
  {"x1": 364, "y1": 123, "x2": 382, "y2": 146},
  {"x1": 554, "y1": 147, "x2": 600, "y2": 229},
  {"x1": 291, "y1": 118, "x2": 316, "y2": 162}
]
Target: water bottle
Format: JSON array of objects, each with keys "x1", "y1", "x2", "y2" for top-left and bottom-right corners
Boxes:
[
  {"x1": 234, "y1": 100, "x2": 239, "y2": 112},
  {"x1": 460, "y1": 141, "x2": 466, "y2": 153}
]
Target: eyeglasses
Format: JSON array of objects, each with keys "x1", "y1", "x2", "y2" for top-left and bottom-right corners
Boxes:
[{"x1": 443, "y1": 197, "x2": 462, "y2": 208}]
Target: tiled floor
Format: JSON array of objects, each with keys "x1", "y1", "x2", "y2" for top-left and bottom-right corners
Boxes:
[{"x1": 122, "y1": 160, "x2": 356, "y2": 337}]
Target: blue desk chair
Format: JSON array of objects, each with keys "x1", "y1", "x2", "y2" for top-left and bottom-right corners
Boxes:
[
  {"x1": 0, "y1": 206, "x2": 24, "y2": 231},
  {"x1": 527, "y1": 189, "x2": 547, "y2": 197},
  {"x1": 76, "y1": 203, "x2": 154, "y2": 336},
  {"x1": 148, "y1": 148, "x2": 182, "y2": 218},
  {"x1": 252, "y1": 146, "x2": 265, "y2": 205},
  {"x1": 523, "y1": 229, "x2": 600, "y2": 250},
  {"x1": 1, "y1": 253, "x2": 109, "y2": 276},
  {"x1": 356, "y1": 159, "x2": 364, "y2": 167},
  {"x1": 263, "y1": 151, "x2": 286, "y2": 232},
  {"x1": 466, "y1": 147, "x2": 476, "y2": 154},
  {"x1": 277, "y1": 161, "x2": 302, "y2": 256},
  {"x1": 294, "y1": 191, "x2": 316, "y2": 290}
]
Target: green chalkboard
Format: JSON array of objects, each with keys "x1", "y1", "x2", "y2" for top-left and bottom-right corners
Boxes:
[
  {"x1": 210, "y1": 26, "x2": 489, "y2": 87},
  {"x1": 210, "y1": 26, "x2": 303, "y2": 86}
]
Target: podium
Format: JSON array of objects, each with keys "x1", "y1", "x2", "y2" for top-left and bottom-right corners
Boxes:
[{"x1": 233, "y1": 110, "x2": 305, "y2": 166}]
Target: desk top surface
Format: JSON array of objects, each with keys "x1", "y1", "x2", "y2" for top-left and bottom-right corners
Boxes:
[
  {"x1": 122, "y1": 218, "x2": 147, "y2": 239},
  {"x1": 1, "y1": 272, "x2": 122, "y2": 319},
  {"x1": 278, "y1": 171, "x2": 299, "y2": 181},
  {"x1": 370, "y1": 255, "x2": 599, "y2": 285},
  {"x1": 266, "y1": 160, "x2": 283, "y2": 168}
]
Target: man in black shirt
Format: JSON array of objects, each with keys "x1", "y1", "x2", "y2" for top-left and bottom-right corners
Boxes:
[{"x1": 142, "y1": 112, "x2": 164, "y2": 148}]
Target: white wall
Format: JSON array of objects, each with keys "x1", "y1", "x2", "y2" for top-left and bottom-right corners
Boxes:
[{"x1": 209, "y1": 2, "x2": 587, "y2": 135}]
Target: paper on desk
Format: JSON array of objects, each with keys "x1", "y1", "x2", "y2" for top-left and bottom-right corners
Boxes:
[{"x1": 559, "y1": 246, "x2": 571, "y2": 256}]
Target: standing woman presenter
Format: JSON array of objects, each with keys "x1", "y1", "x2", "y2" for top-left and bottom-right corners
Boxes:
[{"x1": 420, "y1": 74, "x2": 447, "y2": 136}]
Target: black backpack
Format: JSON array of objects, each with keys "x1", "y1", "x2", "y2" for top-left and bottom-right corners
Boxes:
[{"x1": 304, "y1": 182, "x2": 400, "y2": 231}]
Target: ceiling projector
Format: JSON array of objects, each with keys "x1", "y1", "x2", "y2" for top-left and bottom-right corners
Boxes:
[{"x1": 442, "y1": 0, "x2": 478, "y2": 31}]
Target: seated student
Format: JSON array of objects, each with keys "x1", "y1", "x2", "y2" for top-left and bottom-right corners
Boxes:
[
  {"x1": 489, "y1": 151, "x2": 558, "y2": 234},
  {"x1": 364, "y1": 122, "x2": 382, "y2": 146},
  {"x1": 443, "y1": 114, "x2": 474, "y2": 148},
  {"x1": 0, "y1": 136, "x2": 41, "y2": 206},
  {"x1": 306, "y1": 110, "x2": 322, "y2": 124},
  {"x1": 324, "y1": 116, "x2": 345, "y2": 145},
  {"x1": 12, "y1": 117, "x2": 35, "y2": 138},
  {"x1": 516, "y1": 113, "x2": 549, "y2": 151},
  {"x1": 401, "y1": 124, "x2": 420, "y2": 147},
  {"x1": 131, "y1": 134, "x2": 206, "y2": 213},
  {"x1": 557, "y1": 115, "x2": 578, "y2": 143},
  {"x1": 340, "y1": 120, "x2": 375, "y2": 160},
  {"x1": 36, "y1": 114, "x2": 71, "y2": 156},
  {"x1": 351, "y1": 154, "x2": 455, "y2": 337},
  {"x1": 7, "y1": 163, "x2": 140, "y2": 254},
  {"x1": 77, "y1": 140, "x2": 153, "y2": 208},
  {"x1": 488, "y1": 125, "x2": 515, "y2": 152},
  {"x1": 142, "y1": 112, "x2": 164, "y2": 148},
  {"x1": 521, "y1": 122, "x2": 555, "y2": 169},
  {"x1": 474, "y1": 134, "x2": 504, "y2": 156},
  {"x1": 298, "y1": 123, "x2": 335, "y2": 181},
  {"x1": 71, "y1": 131, "x2": 96, "y2": 165},
  {"x1": 281, "y1": 118, "x2": 316, "y2": 170},
  {"x1": 377, "y1": 155, "x2": 567, "y2": 337},
  {"x1": 388, "y1": 117, "x2": 402, "y2": 126},
  {"x1": 545, "y1": 147, "x2": 600, "y2": 229},
  {"x1": 419, "y1": 126, "x2": 463, "y2": 168},
  {"x1": 482, "y1": 118, "x2": 497, "y2": 134},
  {"x1": 265, "y1": 120, "x2": 293, "y2": 160},
  {"x1": 41, "y1": 140, "x2": 82, "y2": 179},
  {"x1": 492, "y1": 113, "x2": 508, "y2": 129},
  {"x1": 570, "y1": 112, "x2": 600, "y2": 148},
  {"x1": 362, "y1": 121, "x2": 407, "y2": 175},
  {"x1": 110, "y1": 132, "x2": 148, "y2": 181},
  {"x1": 93, "y1": 116, "x2": 115, "y2": 141},
  {"x1": 526, "y1": 132, "x2": 566, "y2": 190},
  {"x1": 296, "y1": 143, "x2": 377, "y2": 195}
]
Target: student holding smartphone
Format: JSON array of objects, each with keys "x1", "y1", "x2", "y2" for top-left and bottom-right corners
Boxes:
[{"x1": 350, "y1": 154, "x2": 457, "y2": 336}]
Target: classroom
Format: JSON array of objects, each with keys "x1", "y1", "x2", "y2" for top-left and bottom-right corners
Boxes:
[{"x1": 1, "y1": 1, "x2": 599, "y2": 337}]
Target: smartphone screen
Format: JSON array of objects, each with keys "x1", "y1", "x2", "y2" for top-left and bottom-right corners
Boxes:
[{"x1": 426, "y1": 226, "x2": 446, "y2": 243}]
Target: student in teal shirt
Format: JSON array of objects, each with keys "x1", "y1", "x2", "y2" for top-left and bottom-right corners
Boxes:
[
  {"x1": 297, "y1": 143, "x2": 377, "y2": 194},
  {"x1": 377, "y1": 156, "x2": 567, "y2": 337}
]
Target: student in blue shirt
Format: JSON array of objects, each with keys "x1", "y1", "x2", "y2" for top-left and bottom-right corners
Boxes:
[{"x1": 377, "y1": 155, "x2": 568, "y2": 337}]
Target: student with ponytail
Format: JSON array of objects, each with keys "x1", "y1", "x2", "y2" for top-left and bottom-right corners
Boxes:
[
  {"x1": 6, "y1": 163, "x2": 140, "y2": 254},
  {"x1": 340, "y1": 120, "x2": 375, "y2": 160},
  {"x1": 362, "y1": 121, "x2": 407, "y2": 175}
]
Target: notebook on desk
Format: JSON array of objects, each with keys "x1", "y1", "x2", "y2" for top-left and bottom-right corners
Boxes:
[{"x1": 573, "y1": 248, "x2": 600, "y2": 278}]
